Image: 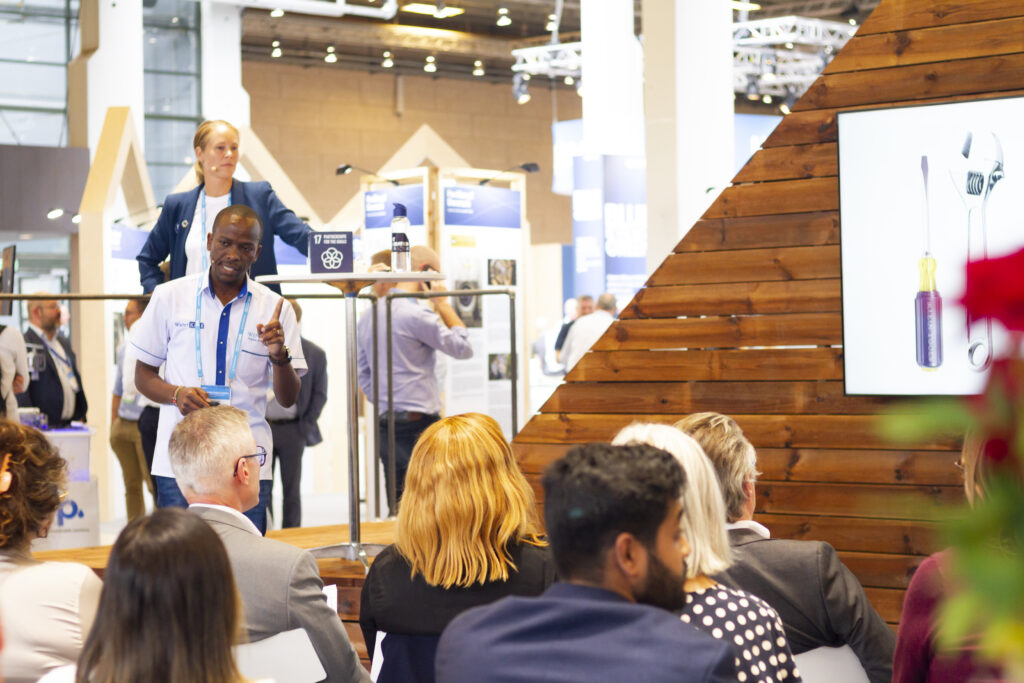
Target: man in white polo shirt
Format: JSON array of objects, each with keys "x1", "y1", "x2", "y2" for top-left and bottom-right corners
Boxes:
[{"x1": 132, "y1": 204, "x2": 305, "y2": 534}]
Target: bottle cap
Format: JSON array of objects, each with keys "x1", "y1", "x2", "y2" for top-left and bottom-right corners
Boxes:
[{"x1": 393, "y1": 203, "x2": 407, "y2": 217}]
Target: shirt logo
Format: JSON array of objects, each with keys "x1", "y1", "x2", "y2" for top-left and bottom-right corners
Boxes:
[{"x1": 174, "y1": 321, "x2": 206, "y2": 329}]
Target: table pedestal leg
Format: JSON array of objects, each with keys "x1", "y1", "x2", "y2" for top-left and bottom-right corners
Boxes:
[{"x1": 306, "y1": 293, "x2": 385, "y2": 567}]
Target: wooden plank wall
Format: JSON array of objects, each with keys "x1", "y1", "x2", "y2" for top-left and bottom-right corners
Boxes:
[{"x1": 512, "y1": 0, "x2": 1024, "y2": 627}]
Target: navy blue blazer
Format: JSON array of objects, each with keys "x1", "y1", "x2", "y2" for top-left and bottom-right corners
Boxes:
[
  {"x1": 137, "y1": 180, "x2": 310, "y2": 294},
  {"x1": 17, "y1": 328, "x2": 87, "y2": 427},
  {"x1": 436, "y1": 582, "x2": 737, "y2": 683}
]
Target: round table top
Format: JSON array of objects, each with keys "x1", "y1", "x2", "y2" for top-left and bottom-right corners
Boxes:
[{"x1": 256, "y1": 271, "x2": 444, "y2": 294}]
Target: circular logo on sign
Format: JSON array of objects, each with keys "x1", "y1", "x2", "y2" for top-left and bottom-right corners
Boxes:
[{"x1": 321, "y1": 247, "x2": 344, "y2": 270}]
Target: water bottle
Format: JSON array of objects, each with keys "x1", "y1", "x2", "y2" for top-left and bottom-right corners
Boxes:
[{"x1": 390, "y1": 203, "x2": 411, "y2": 272}]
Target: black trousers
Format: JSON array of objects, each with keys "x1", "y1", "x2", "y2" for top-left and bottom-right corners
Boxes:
[
  {"x1": 138, "y1": 405, "x2": 161, "y2": 496},
  {"x1": 377, "y1": 412, "x2": 440, "y2": 516},
  {"x1": 270, "y1": 420, "x2": 304, "y2": 528}
]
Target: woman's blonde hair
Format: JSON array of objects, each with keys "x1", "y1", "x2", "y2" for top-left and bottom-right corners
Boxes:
[
  {"x1": 613, "y1": 422, "x2": 732, "y2": 579},
  {"x1": 395, "y1": 413, "x2": 545, "y2": 588},
  {"x1": 193, "y1": 120, "x2": 239, "y2": 184}
]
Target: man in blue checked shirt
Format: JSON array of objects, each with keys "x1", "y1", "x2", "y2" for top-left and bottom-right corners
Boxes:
[{"x1": 131, "y1": 204, "x2": 305, "y2": 534}]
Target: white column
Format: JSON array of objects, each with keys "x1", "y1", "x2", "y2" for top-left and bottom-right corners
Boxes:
[
  {"x1": 579, "y1": 0, "x2": 645, "y2": 157},
  {"x1": 200, "y1": 1, "x2": 251, "y2": 125},
  {"x1": 67, "y1": 0, "x2": 146, "y2": 522},
  {"x1": 643, "y1": 0, "x2": 734, "y2": 273}
]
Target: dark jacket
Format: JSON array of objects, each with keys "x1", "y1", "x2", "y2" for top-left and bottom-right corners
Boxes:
[
  {"x1": 436, "y1": 582, "x2": 738, "y2": 683},
  {"x1": 296, "y1": 337, "x2": 327, "y2": 447},
  {"x1": 360, "y1": 542, "x2": 555, "y2": 683},
  {"x1": 136, "y1": 180, "x2": 310, "y2": 294},
  {"x1": 714, "y1": 526, "x2": 895, "y2": 683},
  {"x1": 18, "y1": 328, "x2": 87, "y2": 427}
]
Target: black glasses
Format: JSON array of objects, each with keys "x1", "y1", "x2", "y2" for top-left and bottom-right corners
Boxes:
[{"x1": 234, "y1": 445, "x2": 267, "y2": 476}]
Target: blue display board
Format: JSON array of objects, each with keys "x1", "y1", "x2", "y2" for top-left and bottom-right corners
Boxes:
[
  {"x1": 364, "y1": 185, "x2": 425, "y2": 228},
  {"x1": 443, "y1": 185, "x2": 522, "y2": 228}
]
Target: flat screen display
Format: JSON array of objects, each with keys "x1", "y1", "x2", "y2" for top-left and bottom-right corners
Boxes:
[{"x1": 838, "y1": 96, "x2": 1024, "y2": 395}]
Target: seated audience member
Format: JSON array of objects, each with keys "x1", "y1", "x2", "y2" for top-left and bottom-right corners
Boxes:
[
  {"x1": 436, "y1": 442, "x2": 737, "y2": 683},
  {"x1": 613, "y1": 423, "x2": 800, "y2": 682},
  {"x1": 892, "y1": 434, "x2": 1005, "y2": 682},
  {"x1": 360, "y1": 413, "x2": 555, "y2": 682},
  {"x1": 40, "y1": 508, "x2": 267, "y2": 683},
  {"x1": 0, "y1": 420, "x2": 101, "y2": 683},
  {"x1": 19, "y1": 298, "x2": 87, "y2": 428},
  {"x1": 676, "y1": 412, "x2": 894, "y2": 683},
  {"x1": 167, "y1": 405, "x2": 369, "y2": 683}
]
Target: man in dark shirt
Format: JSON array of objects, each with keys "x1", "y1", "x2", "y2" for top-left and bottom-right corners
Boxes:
[
  {"x1": 436, "y1": 443, "x2": 737, "y2": 683},
  {"x1": 676, "y1": 411, "x2": 895, "y2": 683}
]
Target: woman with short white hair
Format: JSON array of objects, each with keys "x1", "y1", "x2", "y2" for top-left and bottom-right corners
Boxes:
[{"x1": 613, "y1": 423, "x2": 801, "y2": 683}]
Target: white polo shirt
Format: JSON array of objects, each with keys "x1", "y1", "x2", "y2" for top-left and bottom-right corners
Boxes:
[{"x1": 130, "y1": 271, "x2": 307, "y2": 480}]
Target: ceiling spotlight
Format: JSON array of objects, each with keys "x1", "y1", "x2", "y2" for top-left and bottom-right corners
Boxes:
[
  {"x1": 424, "y1": 55, "x2": 437, "y2": 73},
  {"x1": 545, "y1": 13, "x2": 557, "y2": 31},
  {"x1": 761, "y1": 94, "x2": 773, "y2": 104},
  {"x1": 840, "y1": 1, "x2": 860, "y2": 23},
  {"x1": 271, "y1": 39, "x2": 280, "y2": 48},
  {"x1": 521, "y1": 73, "x2": 530, "y2": 81},
  {"x1": 513, "y1": 73, "x2": 531, "y2": 105},
  {"x1": 46, "y1": 208, "x2": 64, "y2": 220},
  {"x1": 269, "y1": 8, "x2": 284, "y2": 17},
  {"x1": 575, "y1": 79, "x2": 583, "y2": 97},
  {"x1": 324, "y1": 45, "x2": 337, "y2": 63},
  {"x1": 472, "y1": 59, "x2": 485, "y2": 77},
  {"x1": 271, "y1": 46, "x2": 282, "y2": 58},
  {"x1": 496, "y1": 5, "x2": 511, "y2": 26},
  {"x1": 382, "y1": 50, "x2": 394, "y2": 68},
  {"x1": 71, "y1": 213, "x2": 81, "y2": 224},
  {"x1": 745, "y1": 75, "x2": 759, "y2": 101},
  {"x1": 785, "y1": 41, "x2": 794, "y2": 49},
  {"x1": 401, "y1": 2, "x2": 464, "y2": 18},
  {"x1": 563, "y1": 75, "x2": 574, "y2": 85}
]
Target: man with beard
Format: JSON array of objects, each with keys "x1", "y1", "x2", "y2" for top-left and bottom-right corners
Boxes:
[
  {"x1": 19, "y1": 297, "x2": 86, "y2": 427},
  {"x1": 132, "y1": 205, "x2": 305, "y2": 534},
  {"x1": 436, "y1": 443, "x2": 736, "y2": 682}
]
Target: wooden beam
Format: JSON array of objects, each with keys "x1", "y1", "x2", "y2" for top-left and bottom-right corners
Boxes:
[
  {"x1": 621, "y1": 280, "x2": 841, "y2": 318},
  {"x1": 649, "y1": 246, "x2": 840, "y2": 286},
  {"x1": 677, "y1": 212, "x2": 839, "y2": 252},
  {"x1": 703, "y1": 177, "x2": 838, "y2": 219},
  {"x1": 566, "y1": 348, "x2": 845, "y2": 382},
  {"x1": 856, "y1": 0, "x2": 1024, "y2": 35},
  {"x1": 591, "y1": 313, "x2": 842, "y2": 351}
]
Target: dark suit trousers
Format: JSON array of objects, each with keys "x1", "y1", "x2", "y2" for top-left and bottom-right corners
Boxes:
[
  {"x1": 270, "y1": 420, "x2": 304, "y2": 528},
  {"x1": 138, "y1": 405, "x2": 160, "y2": 494}
]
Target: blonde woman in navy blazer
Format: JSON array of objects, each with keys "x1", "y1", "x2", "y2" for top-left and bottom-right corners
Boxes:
[{"x1": 137, "y1": 120, "x2": 310, "y2": 294}]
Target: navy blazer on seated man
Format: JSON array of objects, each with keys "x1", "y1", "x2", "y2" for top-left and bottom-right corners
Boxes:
[
  {"x1": 19, "y1": 327, "x2": 87, "y2": 427},
  {"x1": 136, "y1": 180, "x2": 310, "y2": 294},
  {"x1": 436, "y1": 582, "x2": 736, "y2": 683}
]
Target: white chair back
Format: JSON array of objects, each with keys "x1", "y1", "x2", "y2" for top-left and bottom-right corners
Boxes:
[
  {"x1": 370, "y1": 631, "x2": 388, "y2": 681},
  {"x1": 792, "y1": 644, "x2": 870, "y2": 683},
  {"x1": 234, "y1": 628, "x2": 327, "y2": 683}
]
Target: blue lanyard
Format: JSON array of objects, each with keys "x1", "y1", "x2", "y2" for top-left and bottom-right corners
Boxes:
[
  {"x1": 194, "y1": 283, "x2": 252, "y2": 385},
  {"x1": 41, "y1": 338, "x2": 76, "y2": 380},
  {"x1": 200, "y1": 190, "x2": 209, "y2": 272}
]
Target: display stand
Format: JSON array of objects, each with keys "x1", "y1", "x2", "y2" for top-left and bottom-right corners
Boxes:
[{"x1": 256, "y1": 271, "x2": 444, "y2": 566}]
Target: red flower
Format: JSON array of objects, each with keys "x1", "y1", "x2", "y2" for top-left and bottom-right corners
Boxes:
[
  {"x1": 961, "y1": 248, "x2": 1024, "y2": 331},
  {"x1": 983, "y1": 436, "x2": 1012, "y2": 464}
]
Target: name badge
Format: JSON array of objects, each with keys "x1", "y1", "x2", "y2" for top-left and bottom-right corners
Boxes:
[{"x1": 202, "y1": 384, "x2": 231, "y2": 406}]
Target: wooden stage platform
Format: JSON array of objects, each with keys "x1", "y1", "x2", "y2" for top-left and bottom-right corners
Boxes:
[{"x1": 34, "y1": 520, "x2": 398, "y2": 666}]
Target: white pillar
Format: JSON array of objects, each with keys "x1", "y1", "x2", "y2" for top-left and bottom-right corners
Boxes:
[
  {"x1": 580, "y1": 0, "x2": 645, "y2": 157},
  {"x1": 201, "y1": 1, "x2": 251, "y2": 125},
  {"x1": 643, "y1": 0, "x2": 734, "y2": 273},
  {"x1": 65, "y1": 0, "x2": 145, "y2": 522}
]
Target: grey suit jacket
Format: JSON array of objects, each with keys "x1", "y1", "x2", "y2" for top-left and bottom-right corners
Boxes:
[
  {"x1": 192, "y1": 506, "x2": 370, "y2": 683},
  {"x1": 296, "y1": 337, "x2": 327, "y2": 447},
  {"x1": 713, "y1": 527, "x2": 894, "y2": 683}
]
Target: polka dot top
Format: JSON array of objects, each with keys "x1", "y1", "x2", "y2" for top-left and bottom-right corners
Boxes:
[{"x1": 680, "y1": 584, "x2": 801, "y2": 683}]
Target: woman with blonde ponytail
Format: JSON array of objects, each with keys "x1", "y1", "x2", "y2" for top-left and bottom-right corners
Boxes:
[{"x1": 137, "y1": 119, "x2": 311, "y2": 294}]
